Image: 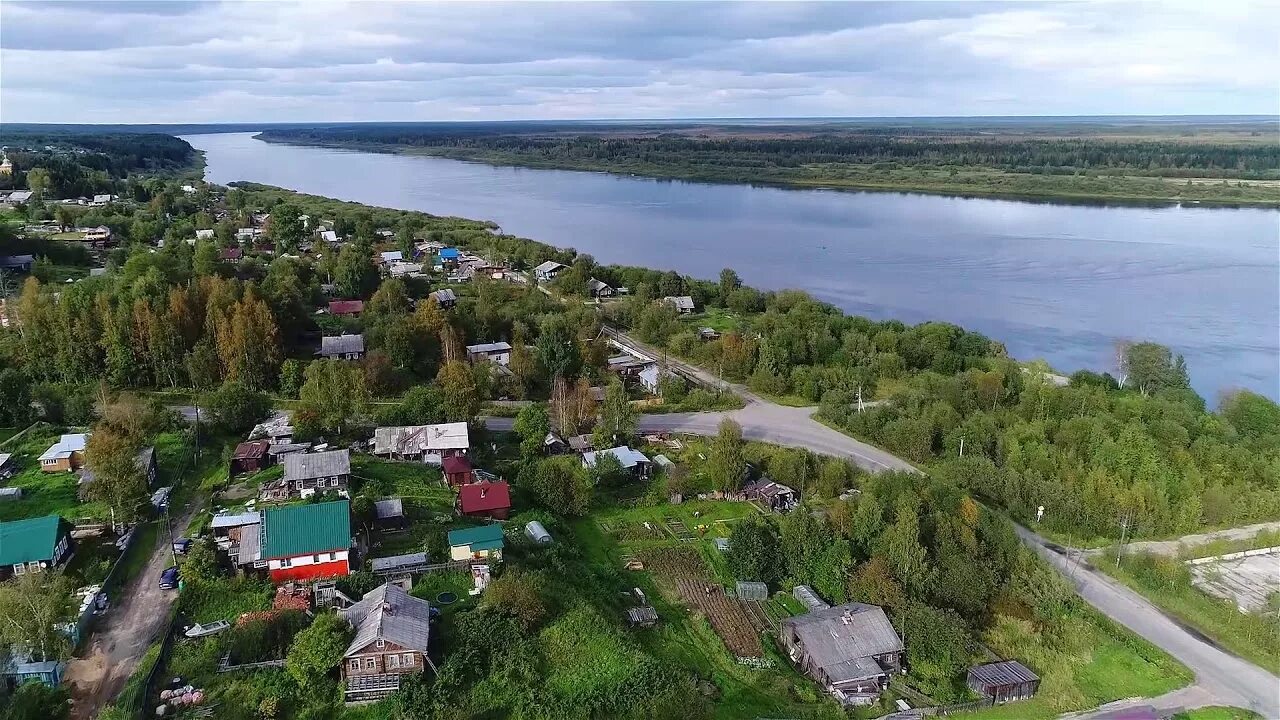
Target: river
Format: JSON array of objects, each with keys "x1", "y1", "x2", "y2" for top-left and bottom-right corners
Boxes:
[{"x1": 186, "y1": 132, "x2": 1279, "y2": 401}]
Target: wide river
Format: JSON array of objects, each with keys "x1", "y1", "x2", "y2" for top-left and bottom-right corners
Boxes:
[{"x1": 187, "y1": 132, "x2": 1279, "y2": 401}]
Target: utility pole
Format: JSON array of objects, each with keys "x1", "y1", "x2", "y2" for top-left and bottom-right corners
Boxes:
[
  {"x1": 1116, "y1": 511, "x2": 1132, "y2": 568},
  {"x1": 958, "y1": 437, "x2": 964, "y2": 458},
  {"x1": 855, "y1": 385, "x2": 865, "y2": 413}
]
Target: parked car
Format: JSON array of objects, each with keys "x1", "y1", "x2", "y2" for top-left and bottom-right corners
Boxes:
[
  {"x1": 159, "y1": 566, "x2": 180, "y2": 590},
  {"x1": 172, "y1": 538, "x2": 192, "y2": 555}
]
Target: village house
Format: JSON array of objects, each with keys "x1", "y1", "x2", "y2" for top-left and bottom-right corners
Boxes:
[
  {"x1": 230, "y1": 440, "x2": 273, "y2": 475},
  {"x1": 588, "y1": 278, "x2": 615, "y2": 298},
  {"x1": 320, "y1": 230, "x2": 339, "y2": 243},
  {"x1": 442, "y1": 455, "x2": 475, "y2": 486},
  {"x1": 373, "y1": 498, "x2": 406, "y2": 530},
  {"x1": 258, "y1": 500, "x2": 352, "y2": 583},
  {"x1": 261, "y1": 449, "x2": 351, "y2": 501},
  {"x1": 0, "y1": 515, "x2": 73, "y2": 579},
  {"x1": 339, "y1": 583, "x2": 434, "y2": 701},
  {"x1": 437, "y1": 247, "x2": 460, "y2": 267},
  {"x1": 663, "y1": 295, "x2": 696, "y2": 314},
  {"x1": 83, "y1": 226, "x2": 112, "y2": 245},
  {"x1": 742, "y1": 477, "x2": 799, "y2": 513},
  {"x1": 428, "y1": 288, "x2": 457, "y2": 309},
  {"x1": 447, "y1": 524, "x2": 504, "y2": 562},
  {"x1": 328, "y1": 299, "x2": 364, "y2": 317},
  {"x1": 372, "y1": 422, "x2": 470, "y2": 463},
  {"x1": 195, "y1": 228, "x2": 215, "y2": 241},
  {"x1": 249, "y1": 410, "x2": 295, "y2": 445},
  {"x1": 698, "y1": 327, "x2": 721, "y2": 341},
  {"x1": 219, "y1": 247, "x2": 243, "y2": 261},
  {"x1": 318, "y1": 333, "x2": 366, "y2": 360},
  {"x1": 456, "y1": 480, "x2": 511, "y2": 520},
  {"x1": 967, "y1": 660, "x2": 1041, "y2": 705},
  {"x1": 533, "y1": 260, "x2": 566, "y2": 282},
  {"x1": 465, "y1": 341, "x2": 513, "y2": 367},
  {"x1": 389, "y1": 262, "x2": 424, "y2": 279},
  {"x1": 235, "y1": 227, "x2": 258, "y2": 241},
  {"x1": 779, "y1": 601, "x2": 904, "y2": 705},
  {"x1": 90, "y1": 194, "x2": 116, "y2": 206},
  {"x1": 379, "y1": 250, "x2": 403, "y2": 265},
  {"x1": 582, "y1": 446, "x2": 652, "y2": 479},
  {"x1": 2, "y1": 656, "x2": 66, "y2": 690},
  {"x1": 0, "y1": 255, "x2": 34, "y2": 272},
  {"x1": 210, "y1": 511, "x2": 260, "y2": 549},
  {"x1": 39, "y1": 433, "x2": 89, "y2": 473}
]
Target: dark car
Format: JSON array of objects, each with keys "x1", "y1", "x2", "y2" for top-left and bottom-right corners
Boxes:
[{"x1": 159, "y1": 566, "x2": 180, "y2": 590}]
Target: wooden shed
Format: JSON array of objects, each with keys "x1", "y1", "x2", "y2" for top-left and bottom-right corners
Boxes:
[{"x1": 967, "y1": 660, "x2": 1040, "y2": 704}]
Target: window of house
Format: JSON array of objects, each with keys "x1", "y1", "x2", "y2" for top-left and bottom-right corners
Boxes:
[
  {"x1": 402, "y1": 654, "x2": 414, "y2": 666},
  {"x1": 328, "y1": 552, "x2": 337, "y2": 561},
  {"x1": 388, "y1": 654, "x2": 399, "y2": 669},
  {"x1": 279, "y1": 557, "x2": 291, "y2": 568},
  {"x1": 349, "y1": 659, "x2": 360, "y2": 671},
  {"x1": 11, "y1": 564, "x2": 23, "y2": 575},
  {"x1": 366, "y1": 658, "x2": 375, "y2": 669},
  {"x1": 376, "y1": 639, "x2": 384, "y2": 649},
  {"x1": 331, "y1": 478, "x2": 339, "y2": 487},
  {"x1": 313, "y1": 554, "x2": 321, "y2": 563},
  {"x1": 296, "y1": 480, "x2": 305, "y2": 490}
]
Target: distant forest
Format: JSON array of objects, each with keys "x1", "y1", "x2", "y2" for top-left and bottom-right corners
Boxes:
[
  {"x1": 0, "y1": 131, "x2": 198, "y2": 195},
  {"x1": 260, "y1": 123, "x2": 1280, "y2": 179}
]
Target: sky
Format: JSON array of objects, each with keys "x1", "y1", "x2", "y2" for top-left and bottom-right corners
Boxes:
[{"x1": 2, "y1": 1, "x2": 1277, "y2": 124}]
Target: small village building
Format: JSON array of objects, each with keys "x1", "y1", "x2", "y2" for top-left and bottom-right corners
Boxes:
[
  {"x1": 259, "y1": 500, "x2": 352, "y2": 583},
  {"x1": 793, "y1": 584, "x2": 830, "y2": 611},
  {"x1": 320, "y1": 230, "x2": 339, "y2": 243},
  {"x1": 90, "y1": 194, "x2": 116, "y2": 206},
  {"x1": 329, "y1": 299, "x2": 364, "y2": 317},
  {"x1": 374, "y1": 498, "x2": 406, "y2": 529},
  {"x1": 319, "y1": 333, "x2": 366, "y2": 360},
  {"x1": 2, "y1": 657, "x2": 65, "y2": 689},
  {"x1": 663, "y1": 296, "x2": 696, "y2": 314},
  {"x1": 533, "y1": 260, "x2": 566, "y2": 282},
  {"x1": 0, "y1": 453, "x2": 14, "y2": 479},
  {"x1": 437, "y1": 247, "x2": 460, "y2": 266},
  {"x1": 373, "y1": 423, "x2": 470, "y2": 462},
  {"x1": 370, "y1": 552, "x2": 430, "y2": 577},
  {"x1": 195, "y1": 229, "x2": 215, "y2": 240},
  {"x1": 261, "y1": 449, "x2": 351, "y2": 501},
  {"x1": 626, "y1": 605, "x2": 659, "y2": 628},
  {"x1": 429, "y1": 288, "x2": 457, "y2": 308},
  {"x1": 249, "y1": 410, "x2": 295, "y2": 444},
  {"x1": 525, "y1": 521, "x2": 552, "y2": 544},
  {"x1": 736, "y1": 581, "x2": 769, "y2": 601},
  {"x1": 442, "y1": 455, "x2": 474, "y2": 486},
  {"x1": 780, "y1": 602, "x2": 904, "y2": 705},
  {"x1": 82, "y1": 445, "x2": 157, "y2": 499},
  {"x1": 582, "y1": 446, "x2": 652, "y2": 479},
  {"x1": 39, "y1": 433, "x2": 89, "y2": 473},
  {"x1": 967, "y1": 661, "x2": 1041, "y2": 705},
  {"x1": 466, "y1": 341, "x2": 513, "y2": 367},
  {"x1": 447, "y1": 525, "x2": 504, "y2": 562},
  {"x1": 0, "y1": 515, "x2": 73, "y2": 579},
  {"x1": 567, "y1": 435, "x2": 594, "y2": 453},
  {"x1": 379, "y1": 250, "x2": 403, "y2": 265},
  {"x1": 0, "y1": 255, "x2": 34, "y2": 272},
  {"x1": 389, "y1": 262, "x2": 424, "y2": 278},
  {"x1": 339, "y1": 583, "x2": 434, "y2": 701},
  {"x1": 210, "y1": 512, "x2": 260, "y2": 546},
  {"x1": 82, "y1": 226, "x2": 112, "y2": 245},
  {"x1": 230, "y1": 440, "x2": 273, "y2": 475},
  {"x1": 456, "y1": 481, "x2": 511, "y2": 520},
  {"x1": 542, "y1": 433, "x2": 567, "y2": 454},
  {"x1": 219, "y1": 247, "x2": 243, "y2": 261},
  {"x1": 588, "y1": 278, "x2": 614, "y2": 297},
  {"x1": 698, "y1": 327, "x2": 721, "y2": 341},
  {"x1": 742, "y1": 478, "x2": 799, "y2": 513},
  {"x1": 235, "y1": 227, "x2": 257, "y2": 241}
]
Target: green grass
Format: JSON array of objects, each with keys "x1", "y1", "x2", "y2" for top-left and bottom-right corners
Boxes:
[
  {"x1": 1096, "y1": 550, "x2": 1280, "y2": 674},
  {"x1": 0, "y1": 425, "x2": 112, "y2": 522},
  {"x1": 954, "y1": 610, "x2": 1192, "y2": 720},
  {"x1": 177, "y1": 576, "x2": 274, "y2": 624},
  {"x1": 0, "y1": 427, "x2": 19, "y2": 445},
  {"x1": 111, "y1": 522, "x2": 162, "y2": 591}
]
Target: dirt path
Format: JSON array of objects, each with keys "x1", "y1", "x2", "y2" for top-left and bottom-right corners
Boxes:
[
  {"x1": 1083, "y1": 521, "x2": 1280, "y2": 558},
  {"x1": 64, "y1": 504, "x2": 199, "y2": 720}
]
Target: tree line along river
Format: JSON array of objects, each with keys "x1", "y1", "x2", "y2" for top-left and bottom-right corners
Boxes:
[{"x1": 186, "y1": 132, "x2": 1280, "y2": 401}]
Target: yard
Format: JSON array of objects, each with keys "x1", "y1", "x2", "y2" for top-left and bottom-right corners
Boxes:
[{"x1": 0, "y1": 425, "x2": 110, "y2": 522}]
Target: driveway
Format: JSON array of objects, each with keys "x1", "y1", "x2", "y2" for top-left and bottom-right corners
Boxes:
[{"x1": 64, "y1": 505, "x2": 197, "y2": 720}]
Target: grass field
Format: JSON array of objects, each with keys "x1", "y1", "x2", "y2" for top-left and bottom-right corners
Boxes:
[
  {"x1": 0, "y1": 425, "x2": 112, "y2": 522},
  {"x1": 1096, "y1": 550, "x2": 1280, "y2": 674},
  {"x1": 1171, "y1": 707, "x2": 1264, "y2": 720}
]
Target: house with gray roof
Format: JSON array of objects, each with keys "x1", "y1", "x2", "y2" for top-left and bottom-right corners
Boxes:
[
  {"x1": 779, "y1": 601, "x2": 904, "y2": 705},
  {"x1": 533, "y1": 260, "x2": 567, "y2": 282},
  {"x1": 662, "y1": 295, "x2": 696, "y2": 314},
  {"x1": 261, "y1": 449, "x2": 351, "y2": 501},
  {"x1": 339, "y1": 583, "x2": 435, "y2": 701},
  {"x1": 318, "y1": 333, "x2": 365, "y2": 360}
]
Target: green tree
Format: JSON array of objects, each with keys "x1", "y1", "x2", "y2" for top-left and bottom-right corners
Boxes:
[
  {"x1": 879, "y1": 500, "x2": 932, "y2": 598},
  {"x1": 334, "y1": 243, "x2": 377, "y2": 299},
  {"x1": 83, "y1": 428, "x2": 149, "y2": 523},
  {"x1": 588, "y1": 451, "x2": 628, "y2": 487},
  {"x1": 0, "y1": 368, "x2": 33, "y2": 426},
  {"x1": 437, "y1": 360, "x2": 479, "y2": 423},
  {"x1": 593, "y1": 379, "x2": 636, "y2": 448},
  {"x1": 535, "y1": 316, "x2": 581, "y2": 380},
  {"x1": 267, "y1": 203, "x2": 305, "y2": 254},
  {"x1": 2, "y1": 680, "x2": 71, "y2": 720},
  {"x1": 183, "y1": 536, "x2": 222, "y2": 583},
  {"x1": 0, "y1": 572, "x2": 73, "y2": 663},
  {"x1": 524, "y1": 456, "x2": 592, "y2": 515},
  {"x1": 725, "y1": 514, "x2": 783, "y2": 586},
  {"x1": 204, "y1": 380, "x2": 270, "y2": 435},
  {"x1": 1125, "y1": 341, "x2": 1189, "y2": 396},
  {"x1": 285, "y1": 612, "x2": 351, "y2": 690},
  {"x1": 278, "y1": 359, "x2": 306, "y2": 398},
  {"x1": 513, "y1": 403, "x2": 551, "y2": 458},
  {"x1": 707, "y1": 418, "x2": 746, "y2": 492},
  {"x1": 298, "y1": 359, "x2": 369, "y2": 435}
]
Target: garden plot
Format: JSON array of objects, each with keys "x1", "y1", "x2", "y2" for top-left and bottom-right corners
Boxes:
[{"x1": 636, "y1": 547, "x2": 765, "y2": 658}]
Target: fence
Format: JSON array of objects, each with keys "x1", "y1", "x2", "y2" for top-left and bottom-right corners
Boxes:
[
  {"x1": 71, "y1": 523, "x2": 143, "y2": 649},
  {"x1": 217, "y1": 653, "x2": 287, "y2": 673},
  {"x1": 0, "y1": 421, "x2": 45, "y2": 450}
]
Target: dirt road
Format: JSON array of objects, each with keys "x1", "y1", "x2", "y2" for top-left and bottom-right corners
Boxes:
[{"x1": 64, "y1": 507, "x2": 196, "y2": 720}]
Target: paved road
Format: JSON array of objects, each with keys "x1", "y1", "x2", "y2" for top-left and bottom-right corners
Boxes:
[
  {"x1": 1017, "y1": 525, "x2": 1280, "y2": 719},
  {"x1": 1085, "y1": 521, "x2": 1280, "y2": 558},
  {"x1": 64, "y1": 506, "x2": 197, "y2": 720}
]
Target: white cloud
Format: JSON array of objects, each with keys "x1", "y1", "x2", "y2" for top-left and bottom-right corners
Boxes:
[{"x1": 1, "y1": 1, "x2": 1275, "y2": 122}]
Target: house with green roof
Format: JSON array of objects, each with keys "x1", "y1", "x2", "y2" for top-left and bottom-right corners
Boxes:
[
  {"x1": 447, "y1": 524, "x2": 504, "y2": 562},
  {"x1": 0, "y1": 515, "x2": 73, "y2": 579},
  {"x1": 260, "y1": 500, "x2": 352, "y2": 583}
]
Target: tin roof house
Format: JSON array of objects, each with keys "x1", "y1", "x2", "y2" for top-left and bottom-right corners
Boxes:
[
  {"x1": 339, "y1": 583, "x2": 435, "y2": 701},
  {"x1": 0, "y1": 515, "x2": 74, "y2": 579},
  {"x1": 779, "y1": 602, "x2": 904, "y2": 705},
  {"x1": 258, "y1": 500, "x2": 352, "y2": 583}
]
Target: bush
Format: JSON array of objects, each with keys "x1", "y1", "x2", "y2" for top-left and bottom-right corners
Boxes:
[{"x1": 229, "y1": 611, "x2": 310, "y2": 663}]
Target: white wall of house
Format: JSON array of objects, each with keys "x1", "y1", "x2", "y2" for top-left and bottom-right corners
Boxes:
[{"x1": 267, "y1": 549, "x2": 349, "y2": 570}]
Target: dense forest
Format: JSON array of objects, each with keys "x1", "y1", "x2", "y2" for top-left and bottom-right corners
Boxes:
[{"x1": 0, "y1": 131, "x2": 198, "y2": 197}]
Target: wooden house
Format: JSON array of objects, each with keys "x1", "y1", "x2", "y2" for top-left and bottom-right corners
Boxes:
[
  {"x1": 372, "y1": 423, "x2": 470, "y2": 463},
  {"x1": 582, "y1": 446, "x2": 652, "y2": 479},
  {"x1": 0, "y1": 515, "x2": 73, "y2": 579},
  {"x1": 456, "y1": 481, "x2": 511, "y2": 520},
  {"x1": 442, "y1": 455, "x2": 474, "y2": 486},
  {"x1": 261, "y1": 449, "x2": 351, "y2": 501},
  {"x1": 967, "y1": 661, "x2": 1040, "y2": 705},
  {"x1": 318, "y1": 333, "x2": 366, "y2": 361},
  {"x1": 39, "y1": 433, "x2": 88, "y2": 473},
  {"x1": 662, "y1": 296, "x2": 696, "y2": 314},
  {"x1": 447, "y1": 525, "x2": 504, "y2": 562},
  {"x1": 259, "y1": 500, "x2": 352, "y2": 583},
  {"x1": 328, "y1": 299, "x2": 364, "y2": 317},
  {"x1": 428, "y1": 288, "x2": 457, "y2": 309},
  {"x1": 339, "y1": 583, "x2": 434, "y2": 701},
  {"x1": 533, "y1": 260, "x2": 566, "y2": 282},
  {"x1": 588, "y1": 278, "x2": 615, "y2": 298},
  {"x1": 231, "y1": 440, "x2": 273, "y2": 475},
  {"x1": 779, "y1": 602, "x2": 904, "y2": 706},
  {"x1": 465, "y1": 342, "x2": 513, "y2": 367}
]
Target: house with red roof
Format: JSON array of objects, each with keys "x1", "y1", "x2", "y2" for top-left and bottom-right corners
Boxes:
[
  {"x1": 442, "y1": 455, "x2": 474, "y2": 486},
  {"x1": 456, "y1": 481, "x2": 510, "y2": 520},
  {"x1": 329, "y1": 299, "x2": 364, "y2": 316}
]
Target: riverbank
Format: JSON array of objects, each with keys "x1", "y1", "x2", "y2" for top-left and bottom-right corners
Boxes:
[{"x1": 255, "y1": 135, "x2": 1280, "y2": 208}]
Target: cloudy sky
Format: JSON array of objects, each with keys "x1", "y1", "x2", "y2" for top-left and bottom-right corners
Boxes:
[{"x1": 2, "y1": 1, "x2": 1276, "y2": 123}]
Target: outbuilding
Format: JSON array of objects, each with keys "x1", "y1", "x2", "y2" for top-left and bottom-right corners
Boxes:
[{"x1": 967, "y1": 660, "x2": 1040, "y2": 704}]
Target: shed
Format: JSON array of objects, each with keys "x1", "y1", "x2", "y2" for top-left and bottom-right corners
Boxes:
[
  {"x1": 0, "y1": 488, "x2": 21, "y2": 501},
  {"x1": 793, "y1": 584, "x2": 830, "y2": 611},
  {"x1": 456, "y1": 481, "x2": 511, "y2": 520},
  {"x1": 736, "y1": 581, "x2": 768, "y2": 601},
  {"x1": 231, "y1": 440, "x2": 272, "y2": 475},
  {"x1": 524, "y1": 521, "x2": 552, "y2": 544},
  {"x1": 429, "y1": 288, "x2": 457, "y2": 308},
  {"x1": 714, "y1": 537, "x2": 729, "y2": 552},
  {"x1": 448, "y1": 524, "x2": 504, "y2": 562},
  {"x1": 442, "y1": 454, "x2": 474, "y2": 486},
  {"x1": 370, "y1": 552, "x2": 430, "y2": 576},
  {"x1": 374, "y1": 498, "x2": 405, "y2": 527},
  {"x1": 329, "y1": 299, "x2": 364, "y2": 316},
  {"x1": 967, "y1": 660, "x2": 1041, "y2": 704},
  {"x1": 653, "y1": 454, "x2": 674, "y2": 469},
  {"x1": 626, "y1": 605, "x2": 659, "y2": 628}
]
